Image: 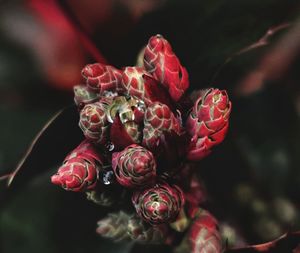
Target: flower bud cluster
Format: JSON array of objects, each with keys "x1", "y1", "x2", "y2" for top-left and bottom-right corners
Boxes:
[{"x1": 51, "y1": 35, "x2": 231, "y2": 251}]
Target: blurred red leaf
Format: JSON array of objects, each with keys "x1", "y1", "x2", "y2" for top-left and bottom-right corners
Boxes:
[
  {"x1": 25, "y1": 0, "x2": 106, "y2": 90},
  {"x1": 225, "y1": 231, "x2": 300, "y2": 253},
  {"x1": 236, "y1": 21, "x2": 300, "y2": 96}
]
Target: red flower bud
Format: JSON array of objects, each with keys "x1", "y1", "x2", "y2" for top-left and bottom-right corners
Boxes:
[
  {"x1": 51, "y1": 141, "x2": 103, "y2": 192},
  {"x1": 132, "y1": 182, "x2": 184, "y2": 225},
  {"x1": 82, "y1": 63, "x2": 123, "y2": 94},
  {"x1": 112, "y1": 144, "x2": 156, "y2": 188},
  {"x1": 143, "y1": 102, "x2": 181, "y2": 150},
  {"x1": 79, "y1": 98, "x2": 111, "y2": 144},
  {"x1": 122, "y1": 66, "x2": 173, "y2": 107},
  {"x1": 143, "y1": 34, "x2": 189, "y2": 101},
  {"x1": 186, "y1": 88, "x2": 231, "y2": 161},
  {"x1": 73, "y1": 85, "x2": 99, "y2": 109},
  {"x1": 188, "y1": 210, "x2": 222, "y2": 253}
]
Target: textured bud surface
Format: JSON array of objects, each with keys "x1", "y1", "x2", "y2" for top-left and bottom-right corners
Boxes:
[
  {"x1": 132, "y1": 182, "x2": 184, "y2": 224},
  {"x1": 51, "y1": 157, "x2": 98, "y2": 191},
  {"x1": 79, "y1": 99, "x2": 111, "y2": 144},
  {"x1": 82, "y1": 63, "x2": 123, "y2": 94},
  {"x1": 143, "y1": 34, "x2": 189, "y2": 101},
  {"x1": 188, "y1": 210, "x2": 222, "y2": 253},
  {"x1": 51, "y1": 141, "x2": 102, "y2": 192},
  {"x1": 143, "y1": 102, "x2": 181, "y2": 149},
  {"x1": 122, "y1": 66, "x2": 166, "y2": 106},
  {"x1": 112, "y1": 144, "x2": 156, "y2": 188},
  {"x1": 186, "y1": 88, "x2": 231, "y2": 161}
]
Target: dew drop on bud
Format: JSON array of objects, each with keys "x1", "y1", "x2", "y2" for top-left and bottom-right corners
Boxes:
[
  {"x1": 102, "y1": 171, "x2": 115, "y2": 185},
  {"x1": 105, "y1": 142, "x2": 115, "y2": 151},
  {"x1": 136, "y1": 100, "x2": 145, "y2": 112},
  {"x1": 103, "y1": 91, "x2": 118, "y2": 98}
]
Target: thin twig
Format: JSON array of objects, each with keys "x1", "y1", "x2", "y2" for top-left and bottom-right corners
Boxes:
[
  {"x1": 7, "y1": 108, "x2": 65, "y2": 187},
  {"x1": 0, "y1": 173, "x2": 12, "y2": 182},
  {"x1": 225, "y1": 231, "x2": 300, "y2": 252},
  {"x1": 235, "y1": 23, "x2": 291, "y2": 56},
  {"x1": 236, "y1": 20, "x2": 300, "y2": 96},
  {"x1": 210, "y1": 23, "x2": 291, "y2": 84}
]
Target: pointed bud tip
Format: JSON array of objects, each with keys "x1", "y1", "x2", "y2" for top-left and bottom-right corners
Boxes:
[
  {"x1": 81, "y1": 65, "x2": 93, "y2": 78},
  {"x1": 51, "y1": 174, "x2": 61, "y2": 185},
  {"x1": 149, "y1": 35, "x2": 165, "y2": 49}
]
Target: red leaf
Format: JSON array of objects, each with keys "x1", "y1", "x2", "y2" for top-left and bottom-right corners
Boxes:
[{"x1": 225, "y1": 231, "x2": 300, "y2": 253}]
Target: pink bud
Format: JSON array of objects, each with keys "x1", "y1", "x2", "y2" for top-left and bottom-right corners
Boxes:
[
  {"x1": 51, "y1": 141, "x2": 103, "y2": 192},
  {"x1": 82, "y1": 63, "x2": 123, "y2": 94},
  {"x1": 132, "y1": 182, "x2": 184, "y2": 225},
  {"x1": 144, "y1": 35, "x2": 189, "y2": 101},
  {"x1": 143, "y1": 102, "x2": 181, "y2": 150},
  {"x1": 186, "y1": 88, "x2": 231, "y2": 161},
  {"x1": 112, "y1": 144, "x2": 156, "y2": 188},
  {"x1": 79, "y1": 98, "x2": 111, "y2": 144},
  {"x1": 189, "y1": 210, "x2": 222, "y2": 253}
]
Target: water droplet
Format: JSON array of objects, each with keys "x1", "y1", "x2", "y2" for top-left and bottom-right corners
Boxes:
[
  {"x1": 103, "y1": 91, "x2": 118, "y2": 97},
  {"x1": 102, "y1": 171, "x2": 115, "y2": 185},
  {"x1": 136, "y1": 100, "x2": 145, "y2": 112},
  {"x1": 105, "y1": 142, "x2": 115, "y2": 151}
]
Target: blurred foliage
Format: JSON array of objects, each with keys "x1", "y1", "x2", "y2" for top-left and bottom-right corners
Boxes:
[{"x1": 0, "y1": 0, "x2": 299, "y2": 252}]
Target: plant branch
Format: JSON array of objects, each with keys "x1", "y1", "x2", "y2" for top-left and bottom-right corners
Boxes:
[{"x1": 211, "y1": 23, "x2": 291, "y2": 84}]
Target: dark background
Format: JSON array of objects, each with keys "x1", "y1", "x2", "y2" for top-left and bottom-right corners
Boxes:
[{"x1": 0, "y1": 0, "x2": 299, "y2": 252}]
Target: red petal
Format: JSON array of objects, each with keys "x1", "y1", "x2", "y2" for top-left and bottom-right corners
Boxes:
[
  {"x1": 143, "y1": 74, "x2": 174, "y2": 109},
  {"x1": 198, "y1": 121, "x2": 214, "y2": 137},
  {"x1": 205, "y1": 116, "x2": 227, "y2": 132},
  {"x1": 209, "y1": 122, "x2": 229, "y2": 145},
  {"x1": 110, "y1": 115, "x2": 136, "y2": 150}
]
